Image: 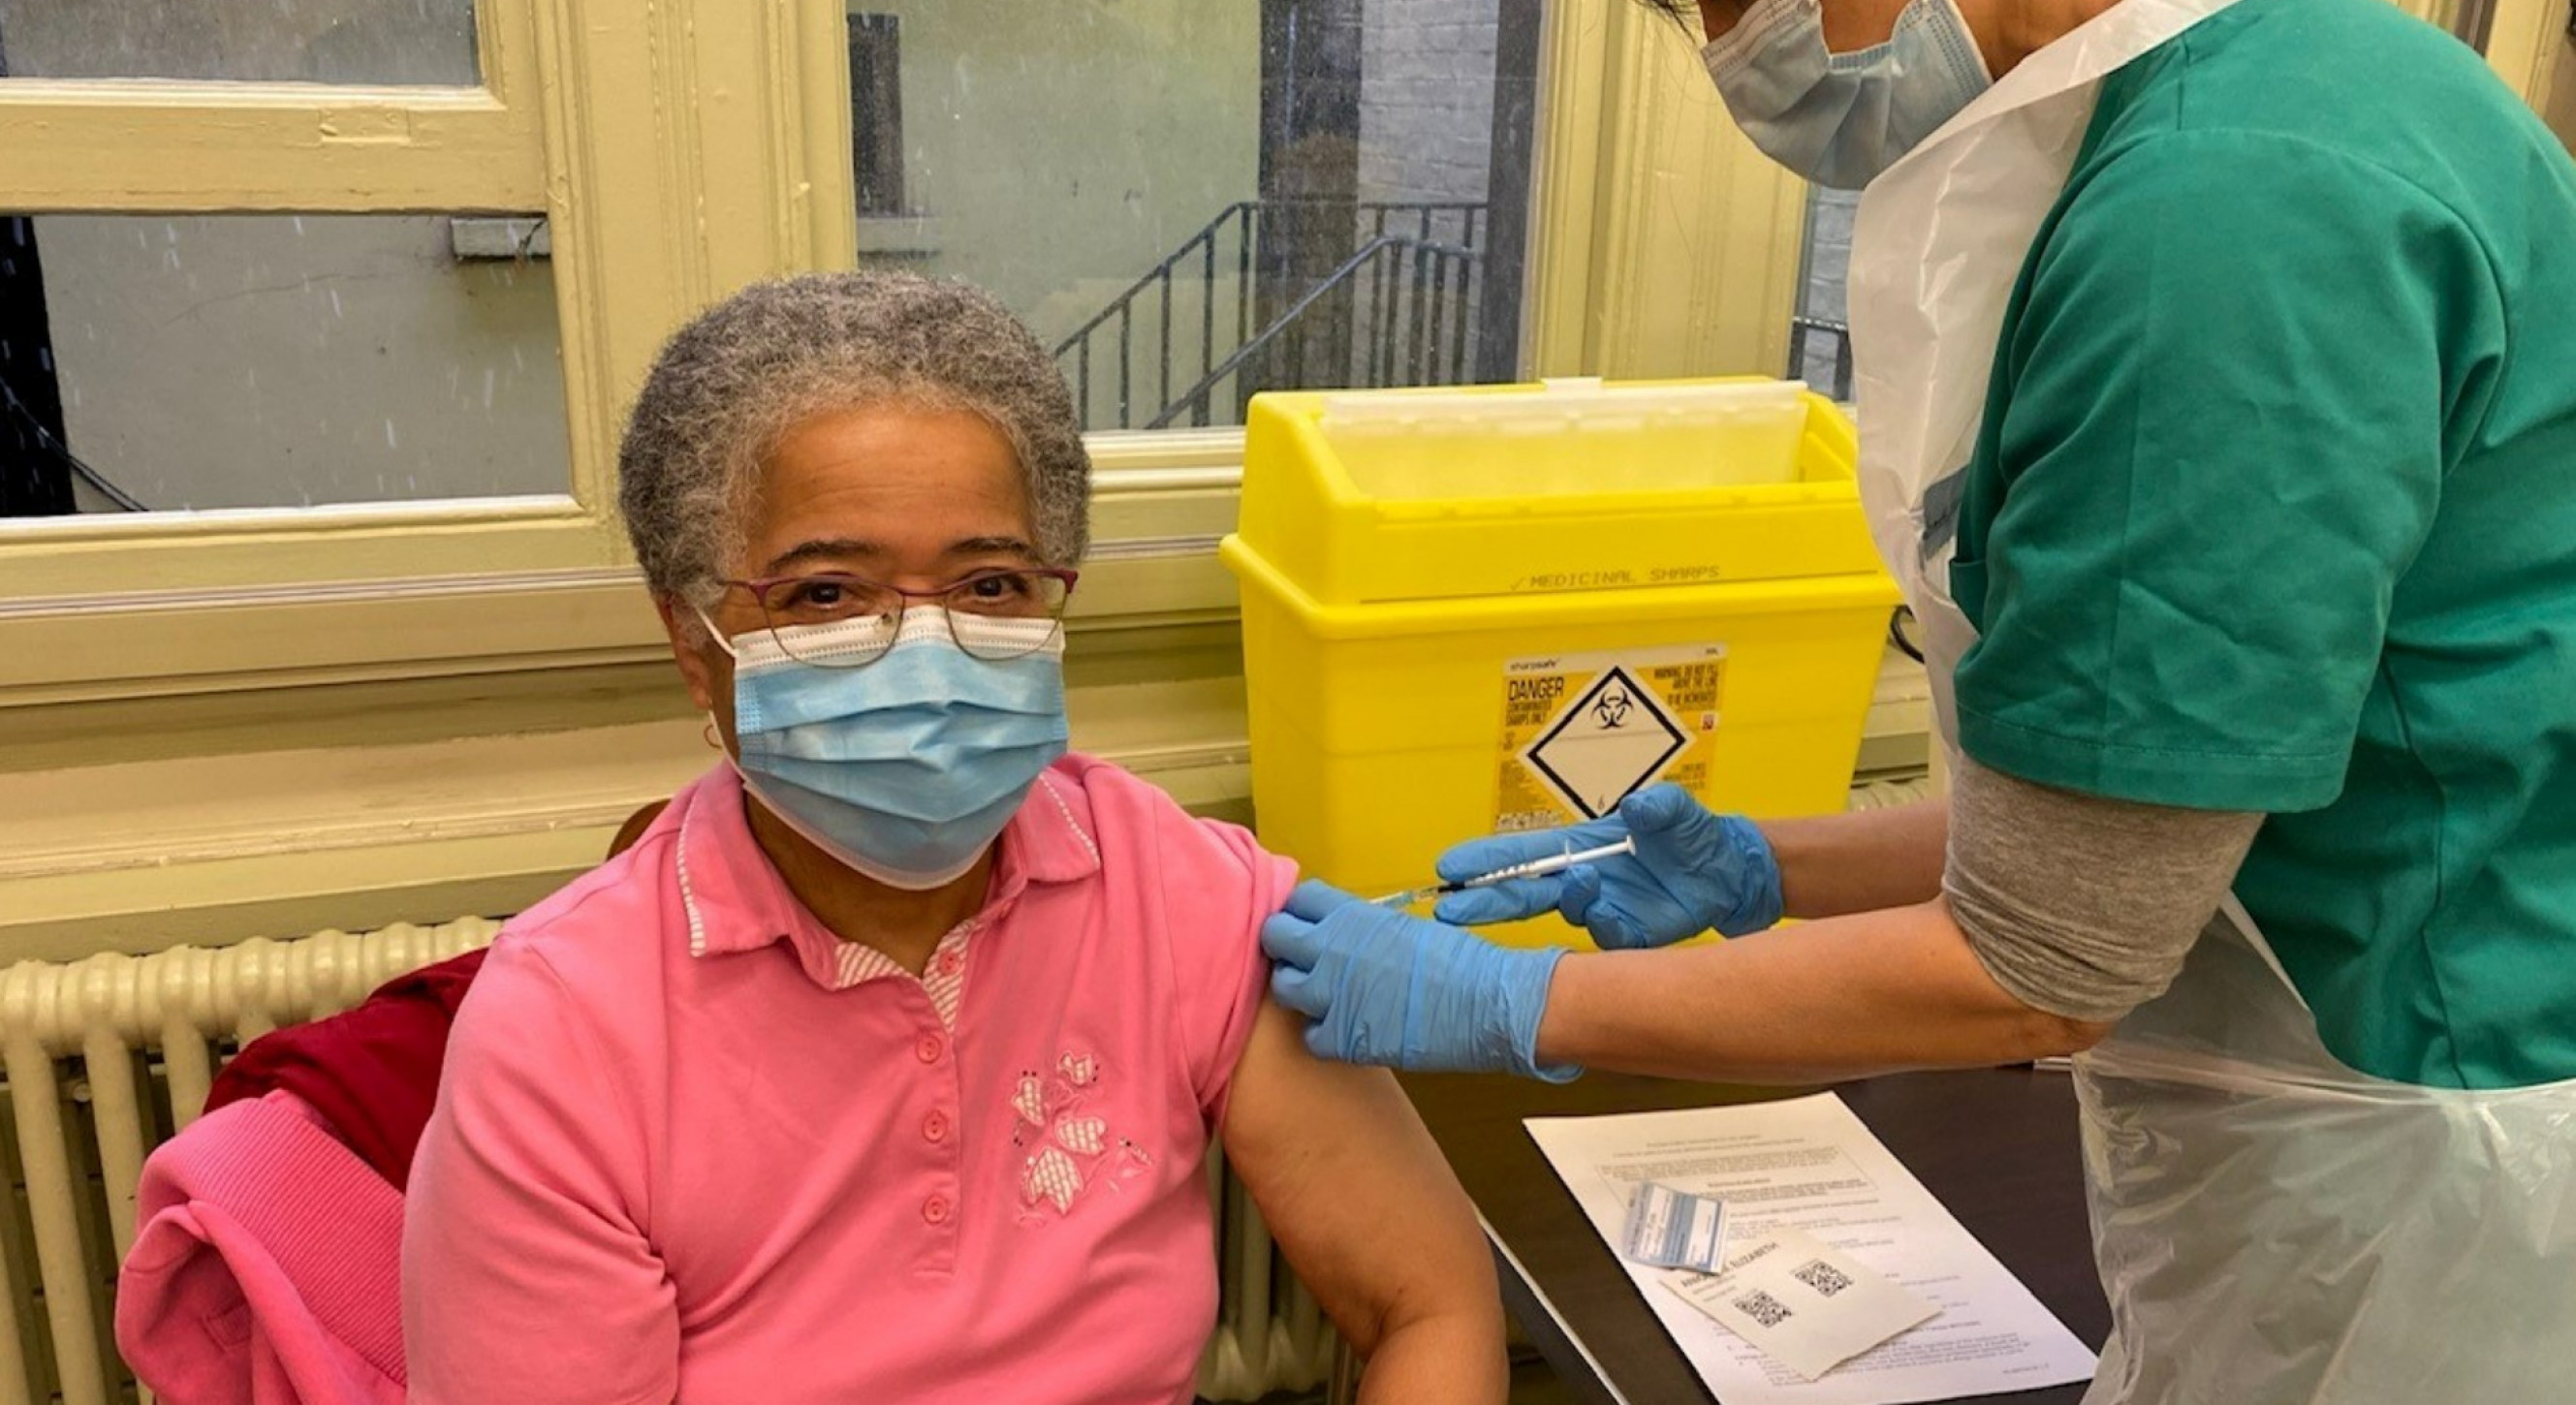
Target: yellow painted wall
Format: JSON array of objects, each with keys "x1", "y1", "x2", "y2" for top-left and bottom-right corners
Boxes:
[{"x1": 2549, "y1": 35, "x2": 2576, "y2": 146}]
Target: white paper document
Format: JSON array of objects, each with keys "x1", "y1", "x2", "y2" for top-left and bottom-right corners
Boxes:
[
  {"x1": 1669, "y1": 1227, "x2": 1937, "y2": 1379},
  {"x1": 1525, "y1": 1094, "x2": 2097, "y2": 1405}
]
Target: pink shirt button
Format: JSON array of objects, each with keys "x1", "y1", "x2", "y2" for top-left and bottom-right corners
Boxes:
[
  {"x1": 936, "y1": 950, "x2": 963, "y2": 977},
  {"x1": 922, "y1": 1194, "x2": 952, "y2": 1226},
  {"x1": 923, "y1": 1110, "x2": 950, "y2": 1143},
  {"x1": 915, "y1": 1034, "x2": 944, "y2": 1064}
]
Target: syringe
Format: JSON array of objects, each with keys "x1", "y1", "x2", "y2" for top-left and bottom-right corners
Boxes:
[{"x1": 1372, "y1": 836, "x2": 1638, "y2": 910}]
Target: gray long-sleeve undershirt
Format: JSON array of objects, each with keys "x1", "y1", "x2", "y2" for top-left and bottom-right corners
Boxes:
[{"x1": 1943, "y1": 753, "x2": 2265, "y2": 1024}]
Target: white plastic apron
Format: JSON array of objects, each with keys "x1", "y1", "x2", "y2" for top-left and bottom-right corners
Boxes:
[{"x1": 1844, "y1": 4, "x2": 2576, "y2": 1399}]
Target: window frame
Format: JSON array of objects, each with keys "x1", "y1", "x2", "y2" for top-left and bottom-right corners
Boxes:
[
  {"x1": 0, "y1": 0, "x2": 1810, "y2": 706},
  {"x1": 2483, "y1": 0, "x2": 2572, "y2": 105},
  {"x1": 0, "y1": 0, "x2": 863, "y2": 698},
  {"x1": 0, "y1": 1, "x2": 1849, "y2": 955},
  {"x1": 1527, "y1": 0, "x2": 1806, "y2": 381}
]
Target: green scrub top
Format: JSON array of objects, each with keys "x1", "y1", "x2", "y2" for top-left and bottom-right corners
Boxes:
[{"x1": 1949, "y1": 0, "x2": 2576, "y2": 1089}]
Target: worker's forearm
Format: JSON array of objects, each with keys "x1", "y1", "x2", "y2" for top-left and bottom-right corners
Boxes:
[
  {"x1": 1533, "y1": 897, "x2": 2106, "y2": 1084},
  {"x1": 1356, "y1": 1309, "x2": 1508, "y2": 1405},
  {"x1": 1759, "y1": 798, "x2": 1948, "y2": 921}
]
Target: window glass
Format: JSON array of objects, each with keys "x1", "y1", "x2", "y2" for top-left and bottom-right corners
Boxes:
[
  {"x1": 847, "y1": 15, "x2": 906, "y2": 220},
  {"x1": 0, "y1": 214, "x2": 567, "y2": 516},
  {"x1": 0, "y1": 0, "x2": 479, "y2": 84},
  {"x1": 850, "y1": 0, "x2": 1543, "y2": 431},
  {"x1": 1790, "y1": 186, "x2": 1858, "y2": 402}
]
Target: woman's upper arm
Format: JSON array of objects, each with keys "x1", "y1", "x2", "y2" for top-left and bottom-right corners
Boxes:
[
  {"x1": 1155, "y1": 809, "x2": 1300, "y2": 1122},
  {"x1": 402, "y1": 943, "x2": 679, "y2": 1405},
  {"x1": 1151, "y1": 792, "x2": 1497, "y2": 1373},
  {"x1": 1218, "y1": 997, "x2": 1498, "y2": 1353}
]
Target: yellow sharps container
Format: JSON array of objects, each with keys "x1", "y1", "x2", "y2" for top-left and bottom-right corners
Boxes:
[{"x1": 1219, "y1": 377, "x2": 1899, "y2": 948}]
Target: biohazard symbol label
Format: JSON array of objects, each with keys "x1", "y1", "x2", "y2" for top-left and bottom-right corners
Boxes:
[{"x1": 1497, "y1": 645, "x2": 1726, "y2": 830}]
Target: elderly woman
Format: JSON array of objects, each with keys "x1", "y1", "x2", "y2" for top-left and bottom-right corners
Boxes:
[{"x1": 402, "y1": 272, "x2": 1505, "y2": 1404}]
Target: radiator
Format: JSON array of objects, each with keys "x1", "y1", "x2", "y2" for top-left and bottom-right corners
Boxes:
[{"x1": 0, "y1": 918, "x2": 1331, "y2": 1405}]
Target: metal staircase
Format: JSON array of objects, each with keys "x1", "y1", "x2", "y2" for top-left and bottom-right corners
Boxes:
[{"x1": 1053, "y1": 199, "x2": 1488, "y2": 431}]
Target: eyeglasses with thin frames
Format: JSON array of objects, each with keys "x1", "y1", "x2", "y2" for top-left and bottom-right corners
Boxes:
[{"x1": 711, "y1": 568, "x2": 1079, "y2": 668}]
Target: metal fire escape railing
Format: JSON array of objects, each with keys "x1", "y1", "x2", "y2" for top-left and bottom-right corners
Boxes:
[
  {"x1": 1148, "y1": 234, "x2": 1481, "y2": 429},
  {"x1": 1052, "y1": 199, "x2": 1487, "y2": 431}
]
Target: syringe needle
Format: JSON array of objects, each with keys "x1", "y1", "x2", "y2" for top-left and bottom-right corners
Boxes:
[
  {"x1": 1460, "y1": 836, "x2": 1637, "y2": 890},
  {"x1": 1368, "y1": 834, "x2": 1638, "y2": 909}
]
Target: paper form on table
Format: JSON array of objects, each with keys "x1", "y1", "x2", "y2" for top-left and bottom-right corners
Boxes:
[
  {"x1": 1525, "y1": 1094, "x2": 2096, "y2": 1405},
  {"x1": 1667, "y1": 1226, "x2": 1937, "y2": 1380}
]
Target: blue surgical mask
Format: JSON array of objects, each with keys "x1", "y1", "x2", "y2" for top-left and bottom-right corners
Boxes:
[
  {"x1": 707, "y1": 608, "x2": 1070, "y2": 890},
  {"x1": 1703, "y1": 0, "x2": 1993, "y2": 191}
]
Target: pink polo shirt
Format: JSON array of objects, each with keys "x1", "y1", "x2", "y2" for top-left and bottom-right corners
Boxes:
[{"x1": 402, "y1": 757, "x2": 1295, "y2": 1405}]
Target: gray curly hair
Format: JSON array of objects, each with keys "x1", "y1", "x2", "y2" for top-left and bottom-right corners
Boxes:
[{"x1": 618, "y1": 270, "x2": 1091, "y2": 608}]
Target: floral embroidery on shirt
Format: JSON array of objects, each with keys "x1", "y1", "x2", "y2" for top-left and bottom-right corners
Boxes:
[
  {"x1": 1011, "y1": 1074, "x2": 1049, "y2": 1127},
  {"x1": 1023, "y1": 1145, "x2": 1084, "y2": 1213},
  {"x1": 1053, "y1": 1115, "x2": 1106, "y2": 1156},
  {"x1": 1011, "y1": 1047, "x2": 1151, "y2": 1223}
]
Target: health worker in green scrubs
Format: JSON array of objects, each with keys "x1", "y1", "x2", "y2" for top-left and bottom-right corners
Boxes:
[{"x1": 1259, "y1": 0, "x2": 2576, "y2": 1398}]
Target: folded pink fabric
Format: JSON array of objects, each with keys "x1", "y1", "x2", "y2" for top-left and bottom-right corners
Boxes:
[{"x1": 117, "y1": 1092, "x2": 406, "y2": 1405}]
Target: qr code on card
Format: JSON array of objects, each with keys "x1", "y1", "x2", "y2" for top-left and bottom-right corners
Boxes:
[
  {"x1": 1792, "y1": 1259, "x2": 1854, "y2": 1297},
  {"x1": 1732, "y1": 1288, "x2": 1795, "y2": 1327}
]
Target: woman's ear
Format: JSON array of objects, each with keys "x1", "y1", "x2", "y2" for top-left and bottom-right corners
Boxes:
[{"x1": 655, "y1": 595, "x2": 725, "y2": 715}]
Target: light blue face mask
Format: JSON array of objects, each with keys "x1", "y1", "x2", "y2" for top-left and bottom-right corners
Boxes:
[
  {"x1": 1703, "y1": 0, "x2": 1993, "y2": 191},
  {"x1": 707, "y1": 608, "x2": 1070, "y2": 890}
]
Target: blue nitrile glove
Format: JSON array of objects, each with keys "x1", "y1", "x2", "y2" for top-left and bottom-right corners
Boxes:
[
  {"x1": 1432, "y1": 785, "x2": 1784, "y2": 949},
  {"x1": 1263, "y1": 880, "x2": 1580, "y2": 1082}
]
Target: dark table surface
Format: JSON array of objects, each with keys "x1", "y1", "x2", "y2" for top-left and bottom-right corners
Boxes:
[{"x1": 1398, "y1": 1067, "x2": 2110, "y2": 1405}]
